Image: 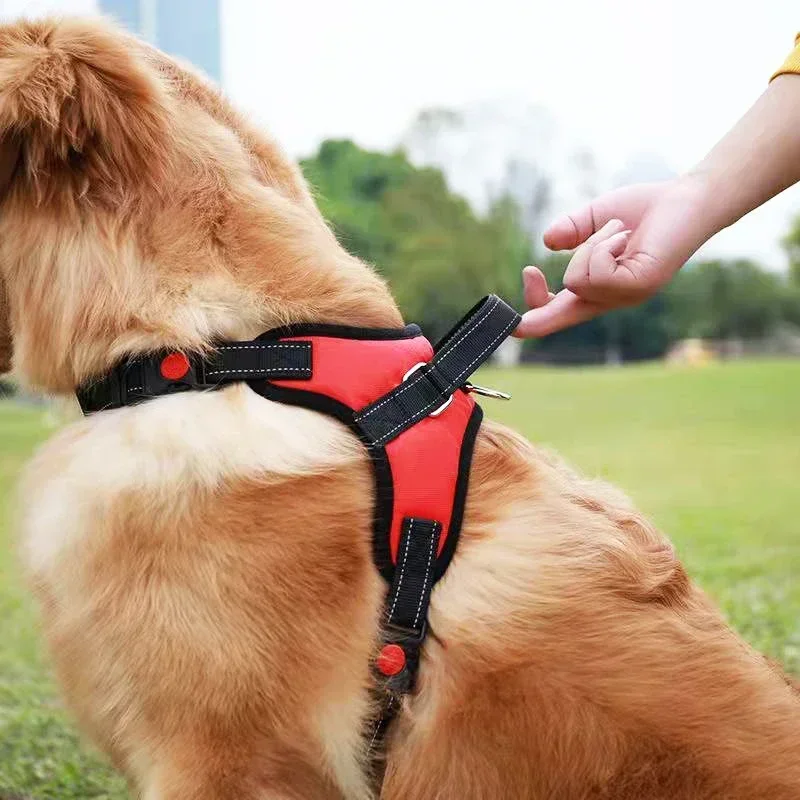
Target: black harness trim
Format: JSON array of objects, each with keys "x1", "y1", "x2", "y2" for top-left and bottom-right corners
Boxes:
[{"x1": 75, "y1": 294, "x2": 521, "y2": 777}]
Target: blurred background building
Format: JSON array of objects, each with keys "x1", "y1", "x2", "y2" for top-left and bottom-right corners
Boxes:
[{"x1": 99, "y1": 0, "x2": 220, "y2": 82}]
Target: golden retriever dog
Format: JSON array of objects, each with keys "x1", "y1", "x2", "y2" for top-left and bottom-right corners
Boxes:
[{"x1": 0, "y1": 17, "x2": 798, "y2": 800}]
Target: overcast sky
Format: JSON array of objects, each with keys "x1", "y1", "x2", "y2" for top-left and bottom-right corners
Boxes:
[{"x1": 2, "y1": 0, "x2": 799, "y2": 268}]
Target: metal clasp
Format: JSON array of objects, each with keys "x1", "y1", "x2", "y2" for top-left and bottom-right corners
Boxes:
[
  {"x1": 465, "y1": 382, "x2": 512, "y2": 401},
  {"x1": 402, "y1": 362, "x2": 453, "y2": 417}
]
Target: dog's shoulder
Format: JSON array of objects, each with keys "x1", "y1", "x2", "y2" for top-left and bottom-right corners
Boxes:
[{"x1": 18, "y1": 384, "x2": 363, "y2": 579}]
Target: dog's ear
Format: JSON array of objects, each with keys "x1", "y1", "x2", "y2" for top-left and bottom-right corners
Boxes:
[{"x1": 0, "y1": 17, "x2": 172, "y2": 205}]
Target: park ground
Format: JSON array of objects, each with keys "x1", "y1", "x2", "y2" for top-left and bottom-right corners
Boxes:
[{"x1": 1, "y1": 359, "x2": 799, "y2": 798}]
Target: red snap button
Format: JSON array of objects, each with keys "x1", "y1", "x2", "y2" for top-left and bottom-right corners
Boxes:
[
  {"x1": 376, "y1": 644, "x2": 406, "y2": 676},
  {"x1": 160, "y1": 352, "x2": 190, "y2": 381}
]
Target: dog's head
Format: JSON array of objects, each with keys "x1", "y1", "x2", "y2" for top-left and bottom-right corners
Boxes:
[{"x1": 0, "y1": 17, "x2": 399, "y2": 390}]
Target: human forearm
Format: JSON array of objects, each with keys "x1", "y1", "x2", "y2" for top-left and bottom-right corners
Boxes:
[{"x1": 687, "y1": 74, "x2": 800, "y2": 238}]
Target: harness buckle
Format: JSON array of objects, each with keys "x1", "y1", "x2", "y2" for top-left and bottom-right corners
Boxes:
[
  {"x1": 383, "y1": 619, "x2": 428, "y2": 647},
  {"x1": 402, "y1": 362, "x2": 453, "y2": 417}
]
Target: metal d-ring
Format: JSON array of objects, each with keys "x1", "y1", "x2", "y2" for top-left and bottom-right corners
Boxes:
[{"x1": 402, "y1": 362, "x2": 453, "y2": 417}]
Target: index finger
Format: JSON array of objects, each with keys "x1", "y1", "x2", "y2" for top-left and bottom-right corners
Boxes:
[{"x1": 513, "y1": 289, "x2": 606, "y2": 338}]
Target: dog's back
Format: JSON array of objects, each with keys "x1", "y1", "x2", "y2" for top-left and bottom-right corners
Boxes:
[{"x1": 1, "y1": 18, "x2": 799, "y2": 800}]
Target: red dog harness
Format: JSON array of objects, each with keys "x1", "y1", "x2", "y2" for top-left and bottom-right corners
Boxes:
[{"x1": 77, "y1": 294, "x2": 520, "y2": 752}]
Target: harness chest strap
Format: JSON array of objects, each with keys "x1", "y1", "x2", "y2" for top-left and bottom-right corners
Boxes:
[{"x1": 76, "y1": 294, "x2": 521, "y2": 750}]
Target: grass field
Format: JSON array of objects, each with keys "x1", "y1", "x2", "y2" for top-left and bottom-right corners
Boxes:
[{"x1": 1, "y1": 360, "x2": 799, "y2": 798}]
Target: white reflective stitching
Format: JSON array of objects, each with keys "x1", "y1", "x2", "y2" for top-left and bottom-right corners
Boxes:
[
  {"x1": 388, "y1": 518, "x2": 416, "y2": 621},
  {"x1": 209, "y1": 343, "x2": 309, "y2": 376},
  {"x1": 355, "y1": 368, "x2": 429, "y2": 422},
  {"x1": 456, "y1": 313, "x2": 519, "y2": 381},
  {"x1": 436, "y1": 295, "x2": 499, "y2": 364},
  {"x1": 372, "y1": 307, "x2": 514, "y2": 441},
  {"x1": 217, "y1": 344, "x2": 308, "y2": 351},
  {"x1": 413, "y1": 523, "x2": 439, "y2": 627},
  {"x1": 372, "y1": 392, "x2": 443, "y2": 445},
  {"x1": 205, "y1": 367, "x2": 310, "y2": 376}
]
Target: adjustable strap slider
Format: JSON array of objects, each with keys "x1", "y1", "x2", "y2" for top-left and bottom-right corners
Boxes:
[{"x1": 402, "y1": 362, "x2": 453, "y2": 417}]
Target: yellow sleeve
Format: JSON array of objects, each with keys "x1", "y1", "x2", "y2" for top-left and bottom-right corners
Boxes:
[{"x1": 771, "y1": 33, "x2": 800, "y2": 80}]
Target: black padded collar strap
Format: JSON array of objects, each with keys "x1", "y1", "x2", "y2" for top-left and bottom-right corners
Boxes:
[
  {"x1": 354, "y1": 295, "x2": 520, "y2": 445},
  {"x1": 76, "y1": 340, "x2": 312, "y2": 414}
]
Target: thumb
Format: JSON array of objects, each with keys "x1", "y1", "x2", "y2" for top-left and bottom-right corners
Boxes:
[{"x1": 543, "y1": 201, "x2": 616, "y2": 251}]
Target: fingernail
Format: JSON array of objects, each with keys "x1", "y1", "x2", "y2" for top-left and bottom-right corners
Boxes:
[{"x1": 547, "y1": 216, "x2": 573, "y2": 236}]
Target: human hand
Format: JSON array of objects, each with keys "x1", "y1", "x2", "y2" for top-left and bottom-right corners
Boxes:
[{"x1": 515, "y1": 177, "x2": 715, "y2": 337}]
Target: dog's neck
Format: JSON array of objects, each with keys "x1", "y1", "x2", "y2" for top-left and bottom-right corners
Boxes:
[{"x1": 1, "y1": 202, "x2": 402, "y2": 394}]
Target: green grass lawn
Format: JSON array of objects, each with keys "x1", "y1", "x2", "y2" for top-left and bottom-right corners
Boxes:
[{"x1": 1, "y1": 360, "x2": 799, "y2": 798}]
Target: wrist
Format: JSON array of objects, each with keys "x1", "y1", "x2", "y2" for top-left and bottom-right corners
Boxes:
[
  {"x1": 678, "y1": 168, "x2": 735, "y2": 233},
  {"x1": 651, "y1": 173, "x2": 725, "y2": 272}
]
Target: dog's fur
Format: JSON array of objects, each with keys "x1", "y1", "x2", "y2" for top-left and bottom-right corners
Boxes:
[{"x1": 0, "y1": 17, "x2": 798, "y2": 800}]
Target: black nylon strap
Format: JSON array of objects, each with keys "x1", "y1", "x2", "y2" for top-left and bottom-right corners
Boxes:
[
  {"x1": 200, "y1": 342, "x2": 311, "y2": 382},
  {"x1": 385, "y1": 517, "x2": 442, "y2": 640},
  {"x1": 355, "y1": 294, "x2": 520, "y2": 445},
  {"x1": 367, "y1": 517, "x2": 442, "y2": 773},
  {"x1": 77, "y1": 340, "x2": 312, "y2": 413}
]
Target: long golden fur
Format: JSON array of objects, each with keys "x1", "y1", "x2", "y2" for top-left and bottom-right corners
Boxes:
[{"x1": 0, "y1": 17, "x2": 798, "y2": 800}]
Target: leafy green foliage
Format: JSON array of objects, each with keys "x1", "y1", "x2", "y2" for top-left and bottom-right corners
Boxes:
[
  {"x1": 785, "y1": 213, "x2": 800, "y2": 286},
  {"x1": 666, "y1": 259, "x2": 785, "y2": 340},
  {"x1": 302, "y1": 140, "x2": 529, "y2": 339}
]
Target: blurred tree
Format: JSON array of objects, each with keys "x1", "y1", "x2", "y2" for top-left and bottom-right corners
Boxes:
[
  {"x1": 666, "y1": 259, "x2": 784, "y2": 341},
  {"x1": 781, "y1": 283, "x2": 800, "y2": 327},
  {"x1": 784, "y1": 214, "x2": 800, "y2": 285},
  {"x1": 402, "y1": 107, "x2": 464, "y2": 166},
  {"x1": 401, "y1": 101, "x2": 561, "y2": 228},
  {"x1": 302, "y1": 139, "x2": 530, "y2": 339}
]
